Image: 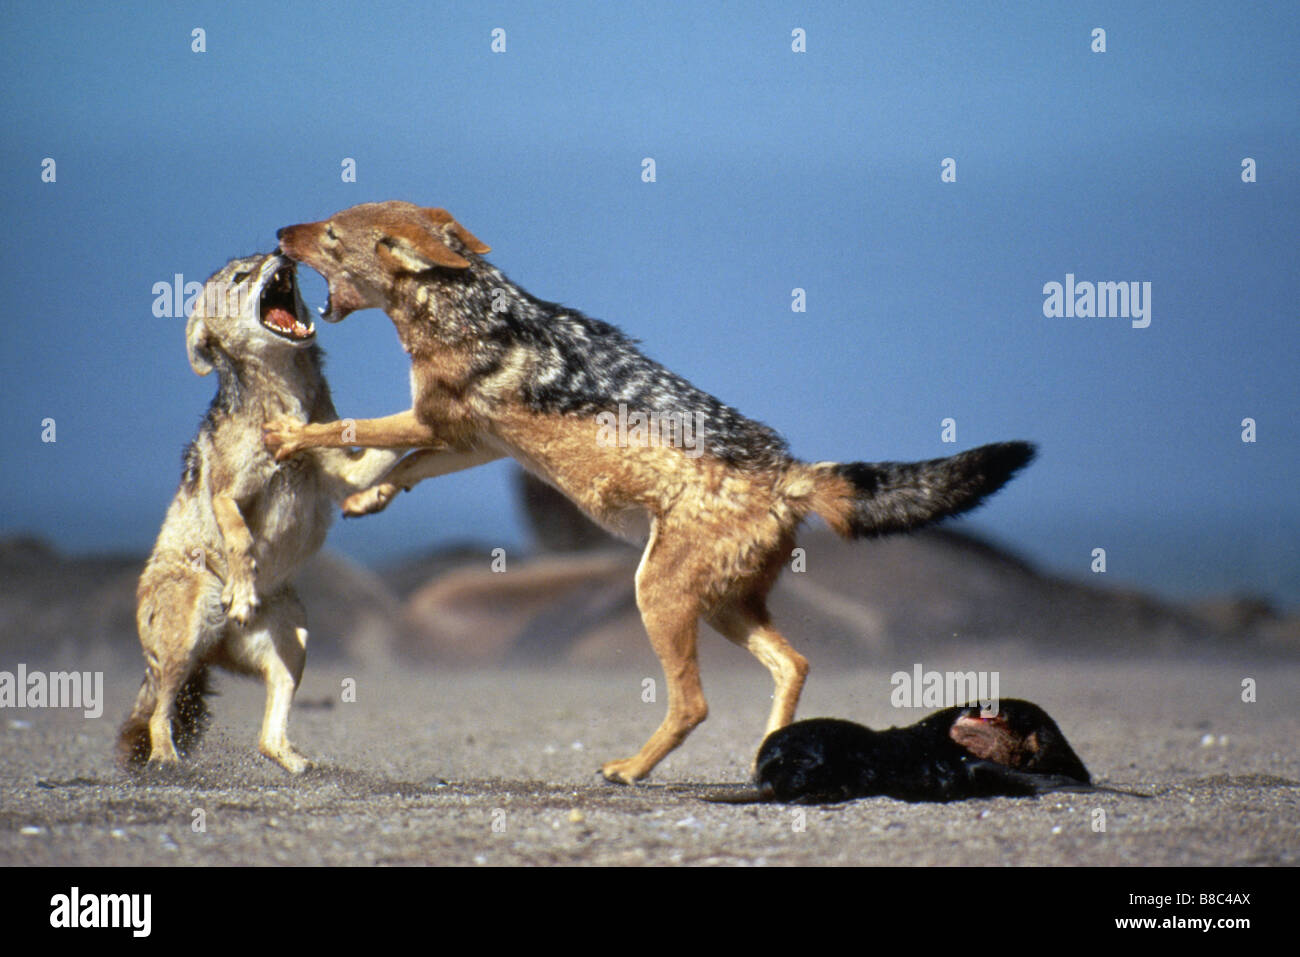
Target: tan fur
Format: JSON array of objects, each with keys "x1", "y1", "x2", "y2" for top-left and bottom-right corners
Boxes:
[
  {"x1": 121, "y1": 253, "x2": 416, "y2": 774},
  {"x1": 266, "y1": 203, "x2": 906, "y2": 782}
]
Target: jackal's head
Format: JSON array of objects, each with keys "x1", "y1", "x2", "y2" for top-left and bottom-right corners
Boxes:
[
  {"x1": 185, "y1": 253, "x2": 315, "y2": 376},
  {"x1": 276, "y1": 201, "x2": 490, "y2": 323}
]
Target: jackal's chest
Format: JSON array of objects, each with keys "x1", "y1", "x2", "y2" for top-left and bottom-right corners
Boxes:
[{"x1": 247, "y1": 461, "x2": 332, "y2": 585}]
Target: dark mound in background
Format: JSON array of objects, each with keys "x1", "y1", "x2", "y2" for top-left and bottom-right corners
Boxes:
[{"x1": 2, "y1": 470, "x2": 1295, "y2": 667}]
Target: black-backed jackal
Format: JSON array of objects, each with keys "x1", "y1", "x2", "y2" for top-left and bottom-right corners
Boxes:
[{"x1": 267, "y1": 201, "x2": 1035, "y2": 783}]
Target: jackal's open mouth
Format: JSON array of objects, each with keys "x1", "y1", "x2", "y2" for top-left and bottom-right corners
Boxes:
[{"x1": 258, "y1": 263, "x2": 314, "y2": 341}]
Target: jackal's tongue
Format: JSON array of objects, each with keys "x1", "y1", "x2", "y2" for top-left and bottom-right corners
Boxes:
[{"x1": 265, "y1": 307, "x2": 297, "y2": 332}]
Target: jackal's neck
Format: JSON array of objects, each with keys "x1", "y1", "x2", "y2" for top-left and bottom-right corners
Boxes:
[
  {"x1": 210, "y1": 343, "x2": 326, "y2": 420},
  {"x1": 388, "y1": 260, "x2": 548, "y2": 351}
]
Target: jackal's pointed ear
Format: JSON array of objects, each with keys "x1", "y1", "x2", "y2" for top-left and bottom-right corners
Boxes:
[
  {"x1": 376, "y1": 222, "x2": 472, "y2": 272},
  {"x1": 424, "y1": 207, "x2": 491, "y2": 254},
  {"x1": 185, "y1": 311, "x2": 214, "y2": 376}
]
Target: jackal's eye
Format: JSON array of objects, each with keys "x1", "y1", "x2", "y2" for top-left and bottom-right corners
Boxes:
[
  {"x1": 325, "y1": 225, "x2": 338, "y2": 240},
  {"x1": 232, "y1": 270, "x2": 252, "y2": 285}
]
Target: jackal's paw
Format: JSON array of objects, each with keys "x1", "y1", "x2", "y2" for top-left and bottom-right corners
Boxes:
[
  {"x1": 342, "y1": 482, "x2": 400, "y2": 517},
  {"x1": 146, "y1": 749, "x2": 181, "y2": 769},
  {"x1": 261, "y1": 743, "x2": 314, "y2": 774},
  {"x1": 222, "y1": 578, "x2": 260, "y2": 626},
  {"x1": 263, "y1": 419, "x2": 306, "y2": 461},
  {"x1": 599, "y1": 758, "x2": 646, "y2": 785}
]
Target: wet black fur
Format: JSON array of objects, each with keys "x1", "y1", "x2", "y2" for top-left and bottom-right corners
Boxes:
[{"x1": 753, "y1": 699, "x2": 1091, "y2": 804}]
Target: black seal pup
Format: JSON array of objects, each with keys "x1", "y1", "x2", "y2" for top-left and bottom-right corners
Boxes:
[{"x1": 750, "y1": 699, "x2": 1092, "y2": 804}]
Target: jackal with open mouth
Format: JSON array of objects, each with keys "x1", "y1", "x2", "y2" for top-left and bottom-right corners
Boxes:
[
  {"x1": 268, "y1": 201, "x2": 1036, "y2": 783},
  {"x1": 117, "y1": 253, "x2": 402, "y2": 773}
]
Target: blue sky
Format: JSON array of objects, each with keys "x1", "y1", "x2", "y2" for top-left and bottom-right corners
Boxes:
[{"x1": 1, "y1": 1, "x2": 1297, "y2": 605}]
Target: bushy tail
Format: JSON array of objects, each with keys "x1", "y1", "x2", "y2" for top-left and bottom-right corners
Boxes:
[
  {"x1": 804, "y1": 441, "x2": 1036, "y2": 539},
  {"x1": 115, "y1": 665, "x2": 214, "y2": 769}
]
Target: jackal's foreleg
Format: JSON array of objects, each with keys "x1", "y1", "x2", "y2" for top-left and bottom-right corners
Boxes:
[{"x1": 264, "y1": 410, "x2": 442, "y2": 460}]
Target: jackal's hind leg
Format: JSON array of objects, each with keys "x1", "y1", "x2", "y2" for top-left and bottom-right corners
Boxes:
[
  {"x1": 707, "y1": 599, "x2": 808, "y2": 772},
  {"x1": 220, "y1": 590, "x2": 313, "y2": 773},
  {"x1": 600, "y1": 525, "x2": 708, "y2": 784}
]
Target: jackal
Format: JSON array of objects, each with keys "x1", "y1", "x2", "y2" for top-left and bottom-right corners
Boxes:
[
  {"x1": 118, "y1": 253, "x2": 403, "y2": 773},
  {"x1": 268, "y1": 201, "x2": 1035, "y2": 783}
]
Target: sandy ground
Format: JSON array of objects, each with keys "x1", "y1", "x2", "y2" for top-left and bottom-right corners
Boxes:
[{"x1": 1, "y1": 656, "x2": 1297, "y2": 867}]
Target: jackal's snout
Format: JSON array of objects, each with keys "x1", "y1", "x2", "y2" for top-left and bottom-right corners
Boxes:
[{"x1": 274, "y1": 221, "x2": 319, "y2": 262}]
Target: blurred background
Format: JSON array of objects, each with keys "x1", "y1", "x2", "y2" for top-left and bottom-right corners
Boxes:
[{"x1": 1, "y1": 2, "x2": 1296, "y2": 667}]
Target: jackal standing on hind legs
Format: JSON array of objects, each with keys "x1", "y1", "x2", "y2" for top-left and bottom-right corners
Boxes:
[{"x1": 119, "y1": 253, "x2": 404, "y2": 773}]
